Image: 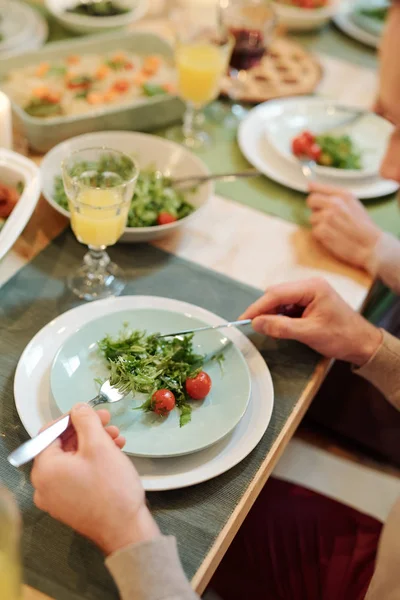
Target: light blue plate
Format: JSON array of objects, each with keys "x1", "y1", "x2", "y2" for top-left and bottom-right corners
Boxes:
[{"x1": 51, "y1": 308, "x2": 251, "y2": 457}]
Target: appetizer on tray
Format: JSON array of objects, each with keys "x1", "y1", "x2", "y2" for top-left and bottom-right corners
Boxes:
[{"x1": 3, "y1": 50, "x2": 176, "y2": 119}]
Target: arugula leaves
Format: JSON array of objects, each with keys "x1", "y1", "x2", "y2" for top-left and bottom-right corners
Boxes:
[{"x1": 98, "y1": 329, "x2": 205, "y2": 427}]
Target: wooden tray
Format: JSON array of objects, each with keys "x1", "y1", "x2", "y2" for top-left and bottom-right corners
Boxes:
[{"x1": 221, "y1": 36, "x2": 323, "y2": 104}]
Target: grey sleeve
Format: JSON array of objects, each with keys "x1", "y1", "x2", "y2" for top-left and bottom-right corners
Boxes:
[
  {"x1": 105, "y1": 536, "x2": 199, "y2": 600},
  {"x1": 353, "y1": 330, "x2": 400, "y2": 410}
]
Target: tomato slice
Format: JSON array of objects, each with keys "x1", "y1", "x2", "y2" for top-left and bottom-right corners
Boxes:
[
  {"x1": 151, "y1": 389, "x2": 176, "y2": 416},
  {"x1": 292, "y1": 136, "x2": 307, "y2": 156},
  {"x1": 157, "y1": 212, "x2": 177, "y2": 226},
  {"x1": 185, "y1": 371, "x2": 212, "y2": 400}
]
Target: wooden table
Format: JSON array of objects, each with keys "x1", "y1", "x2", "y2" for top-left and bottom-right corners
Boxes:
[{"x1": 3, "y1": 7, "x2": 376, "y2": 600}]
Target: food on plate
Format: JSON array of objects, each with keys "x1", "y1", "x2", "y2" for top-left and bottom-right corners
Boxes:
[
  {"x1": 274, "y1": 0, "x2": 328, "y2": 8},
  {"x1": 0, "y1": 180, "x2": 23, "y2": 230},
  {"x1": 66, "y1": 0, "x2": 129, "y2": 17},
  {"x1": 291, "y1": 130, "x2": 362, "y2": 169},
  {"x1": 357, "y1": 4, "x2": 388, "y2": 21},
  {"x1": 53, "y1": 155, "x2": 195, "y2": 228},
  {"x1": 2, "y1": 51, "x2": 176, "y2": 118},
  {"x1": 98, "y1": 328, "x2": 219, "y2": 426}
]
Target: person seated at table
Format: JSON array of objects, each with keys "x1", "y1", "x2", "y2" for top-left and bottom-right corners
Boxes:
[{"x1": 31, "y1": 276, "x2": 400, "y2": 599}]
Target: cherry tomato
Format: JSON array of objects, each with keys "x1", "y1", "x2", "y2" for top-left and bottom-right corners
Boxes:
[
  {"x1": 308, "y1": 143, "x2": 322, "y2": 162},
  {"x1": 157, "y1": 212, "x2": 177, "y2": 226},
  {"x1": 186, "y1": 372, "x2": 212, "y2": 400},
  {"x1": 292, "y1": 136, "x2": 307, "y2": 156},
  {"x1": 151, "y1": 389, "x2": 176, "y2": 416},
  {"x1": 302, "y1": 130, "x2": 315, "y2": 144}
]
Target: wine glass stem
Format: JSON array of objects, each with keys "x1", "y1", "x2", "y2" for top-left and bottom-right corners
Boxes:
[
  {"x1": 86, "y1": 245, "x2": 109, "y2": 271},
  {"x1": 183, "y1": 102, "x2": 196, "y2": 140}
]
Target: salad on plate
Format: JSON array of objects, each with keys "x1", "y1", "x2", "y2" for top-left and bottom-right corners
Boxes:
[
  {"x1": 98, "y1": 327, "x2": 221, "y2": 427},
  {"x1": 291, "y1": 129, "x2": 362, "y2": 169}
]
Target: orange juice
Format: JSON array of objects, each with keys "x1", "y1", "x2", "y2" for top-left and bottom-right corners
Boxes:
[
  {"x1": 69, "y1": 188, "x2": 128, "y2": 247},
  {"x1": 176, "y1": 42, "x2": 227, "y2": 106}
]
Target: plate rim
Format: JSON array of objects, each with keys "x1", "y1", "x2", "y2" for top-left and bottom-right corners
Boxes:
[
  {"x1": 333, "y1": 0, "x2": 380, "y2": 48},
  {"x1": 14, "y1": 295, "x2": 274, "y2": 491},
  {"x1": 49, "y1": 306, "x2": 252, "y2": 458}
]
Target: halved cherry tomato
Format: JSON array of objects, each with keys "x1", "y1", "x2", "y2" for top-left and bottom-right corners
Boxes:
[
  {"x1": 302, "y1": 130, "x2": 315, "y2": 145},
  {"x1": 151, "y1": 389, "x2": 176, "y2": 416},
  {"x1": 308, "y1": 143, "x2": 322, "y2": 162},
  {"x1": 157, "y1": 212, "x2": 177, "y2": 226},
  {"x1": 292, "y1": 135, "x2": 307, "y2": 156},
  {"x1": 186, "y1": 372, "x2": 212, "y2": 400}
]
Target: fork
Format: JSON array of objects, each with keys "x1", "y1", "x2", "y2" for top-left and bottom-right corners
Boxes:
[{"x1": 7, "y1": 380, "x2": 126, "y2": 468}]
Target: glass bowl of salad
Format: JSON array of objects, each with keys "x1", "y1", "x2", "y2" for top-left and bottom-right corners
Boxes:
[
  {"x1": 40, "y1": 130, "x2": 212, "y2": 243},
  {"x1": 45, "y1": 0, "x2": 148, "y2": 35},
  {"x1": 271, "y1": 0, "x2": 339, "y2": 31}
]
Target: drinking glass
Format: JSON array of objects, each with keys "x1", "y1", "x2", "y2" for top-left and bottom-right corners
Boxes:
[
  {"x1": 167, "y1": 8, "x2": 233, "y2": 149},
  {"x1": 62, "y1": 147, "x2": 139, "y2": 301},
  {"x1": 219, "y1": 0, "x2": 276, "y2": 123},
  {"x1": 0, "y1": 485, "x2": 21, "y2": 600}
]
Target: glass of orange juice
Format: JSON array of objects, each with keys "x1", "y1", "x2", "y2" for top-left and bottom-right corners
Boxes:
[
  {"x1": 62, "y1": 148, "x2": 138, "y2": 301},
  {"x1": 168, "y1": 8, "x2": 233, "y2": 149}
]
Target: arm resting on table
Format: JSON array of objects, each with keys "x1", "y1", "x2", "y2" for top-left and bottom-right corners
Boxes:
[
  {"x1": 106, "y1": 535, "x2": 199, "y2": 600},
  {"x1": 354, "y1": 329, "x2": 400, "y2": 410}
]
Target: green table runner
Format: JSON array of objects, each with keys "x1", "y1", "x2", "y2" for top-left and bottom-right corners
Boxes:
[{"x1": 0, "y1": 233, "x2": 320, "y2": 599}]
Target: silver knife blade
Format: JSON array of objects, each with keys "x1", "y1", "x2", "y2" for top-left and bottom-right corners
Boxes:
[
  {"x1": 158, "y1": 319, "x2": 252, "y2": 338},
  {"x1": 8, "y1": 415, "x2": 70, "y2": 468}
]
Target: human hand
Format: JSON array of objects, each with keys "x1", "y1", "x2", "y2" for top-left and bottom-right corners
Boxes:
[
  {"x1": 307, "y1": 182, "x2": 381, "y2": 272},
  {"x1": 240, "y1": 278, "x2": 383, "y2": 366},
  {"x1": 31, "y1": 405, "x2": 159, "y2": 555}
]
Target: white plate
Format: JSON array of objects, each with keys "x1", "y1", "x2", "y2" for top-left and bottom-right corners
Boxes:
[
  {"x1": 40, "y1": 131, "x2": 212, "y2": 243},
  {"x1": 265, "y1": 98, "x2": 393, "y2": 180},
  {"x1": 0, "y1": 2, "x2": 48, "y2": 58},
  {"x1": 14, "y1": 296, "x2": 274, "y2": 491},
  {"x1": 333, "y1": 0, "x2": 380, "y2": 48},
  {"x1": 0, "y1": 150, "x2": 41, "y2": 262},
  {"x1": 271, "y1": 0, "x2": 339, "y2": 31},
  {"x1": 238, "y1": 97, "x2": 399, "y2": 199}
]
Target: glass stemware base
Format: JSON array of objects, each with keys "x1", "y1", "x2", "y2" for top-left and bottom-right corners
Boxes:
[
  {"x1": 165, "y1": 124, "x2": 213, "y2": 150},
  {"x1": 68, "y1": 247, "x2": 125, "y2": 301}
]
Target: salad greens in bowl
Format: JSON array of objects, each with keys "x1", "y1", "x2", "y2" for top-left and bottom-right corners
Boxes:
[{"x1": 40, "y1": 131, "x2": 212, "y2": 243}]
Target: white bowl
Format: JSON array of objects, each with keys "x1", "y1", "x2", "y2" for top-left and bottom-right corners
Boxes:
[
  {"x1": 40, "y1": 131, "x2": 213, "y2": 243},
  {"x1": 271, "y1": 0, "x2": 339, "y2": 31},
  {"x1": 264, "y1": 98, "x2": 394, "y2": 181},
  {"x1": 45, "y1": 0, "x2": 148, "y2": 34},
  {"x1": 0, "y1": 150, "x2": 41, "y2": 261}
]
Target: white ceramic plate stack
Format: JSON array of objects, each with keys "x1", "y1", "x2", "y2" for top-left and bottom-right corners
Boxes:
[
  {"x1": 0, "y1": 149, "x2": 41, "y2": 261},
  {"x1": 14, "y1": 297, "x2": 274, "y2": 491},
  {"x1": 239, "y1": 96, "x2": 398, "y2": 200},
  {"x1": 0, "y1": 1, "x2": 48, "y2": 59}
]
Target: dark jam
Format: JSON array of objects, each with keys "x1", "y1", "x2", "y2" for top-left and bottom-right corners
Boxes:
[{"x1": 229, "y1": 27, "x2": 265, "y2": 71}]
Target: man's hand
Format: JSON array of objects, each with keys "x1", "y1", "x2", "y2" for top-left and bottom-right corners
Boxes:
[
  {"x1": 31, "y1": 405, "x2": 159, "y2": 555},
  {"x1": 307, "y1": 182, "x2": 381, "y2": 272},
  {"x1": 241, "y1": 278, "x2": 382, "y2": 366}
]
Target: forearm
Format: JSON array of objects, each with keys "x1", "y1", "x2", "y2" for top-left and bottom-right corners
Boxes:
[
  {"x1": 367, "y1": 232, "x2": 400, "y2": 295},
  {"x1": 354, "y1": 329, "x2": 400, "y2": 410},
  {"x1": 106, "y1": 536, "x2": 199, "y2": 600}
]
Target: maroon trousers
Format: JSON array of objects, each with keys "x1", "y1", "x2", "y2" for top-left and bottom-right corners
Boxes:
[{"x1": 209, "y1": 478, "x2": 382, "y2": 600}]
